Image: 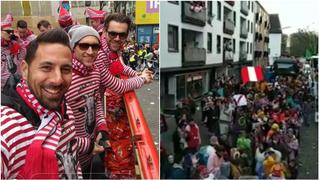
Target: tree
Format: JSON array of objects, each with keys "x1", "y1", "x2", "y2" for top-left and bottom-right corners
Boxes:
[{"x1": 289, "y1": 29, "x2": 318, "y2": 57}]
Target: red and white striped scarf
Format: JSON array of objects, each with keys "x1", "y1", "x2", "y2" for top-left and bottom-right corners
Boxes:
[
  {"x1": 16, "y1": 79, "x2": 64, "y2": 179},
  {"x1": 72, "y1": 56, "x2": 94, "y2": 76}
]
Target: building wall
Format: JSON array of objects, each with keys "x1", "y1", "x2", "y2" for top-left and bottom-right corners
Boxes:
[
  {"x1": 269, "y1": 33, "x2": 282, "y2": 64},
  {"x1": 160, "y1": 2, "x2": 182, "y2": 68},
  {"x1": 253, "y1": 1, "x2": 270, "y2": 66}
]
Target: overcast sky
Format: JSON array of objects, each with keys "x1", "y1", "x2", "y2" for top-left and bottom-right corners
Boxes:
[{"x1": 259, "y1": 0, "x2": 319, "y2": 35}]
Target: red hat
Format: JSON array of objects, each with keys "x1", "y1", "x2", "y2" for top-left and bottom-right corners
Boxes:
[
  {"x1": 58, "y1": 6, "x2": 73, "y2": 27},
  {"x1": 85, "y1": 7, "x2": 106, "y2": 20},
  {"x1": 1, "y1": 13, "x2": 13, "y2": 29}
]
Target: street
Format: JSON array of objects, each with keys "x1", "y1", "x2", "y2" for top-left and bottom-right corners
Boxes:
[
  {"x1": 298, "y1": 116, "x2": 318, "y2": 178},
  {"x1": 162, "y1": 101, "x2": 318, "y2": 179},
  {"x1": 135, "y1": 80, "x2": 160, "y2": 148}
]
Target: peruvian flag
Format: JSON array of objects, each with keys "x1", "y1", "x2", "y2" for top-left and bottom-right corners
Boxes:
[{"x1": 241, "y1": 66, "x2": 264, "y2": 84}]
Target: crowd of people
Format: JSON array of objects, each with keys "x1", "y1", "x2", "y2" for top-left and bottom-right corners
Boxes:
[
  {"x1": 1, "y1": 5, "x2": 155, "y2": 179},
  {"x1": 161, "y1": 68, "x2": 317, "y2": 179}
]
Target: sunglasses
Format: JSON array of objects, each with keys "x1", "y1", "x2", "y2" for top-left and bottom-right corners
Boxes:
[
  {"x1": 107, "y1": 31, "x2": 128, "y2": 40},
  {"x1": 1, "y1": 29, "x2": 14, "y2": 34},
  {"x1": 77, "y1": 43, "x2": 101, "y2": 51}
]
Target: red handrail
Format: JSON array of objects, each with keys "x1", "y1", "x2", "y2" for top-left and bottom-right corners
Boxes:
[{"x1": 121, "y1": 76, "x2": 159, "y2": 179}]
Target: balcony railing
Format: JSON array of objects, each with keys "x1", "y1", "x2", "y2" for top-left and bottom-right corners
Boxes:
[
  {"x1": 182, "y1": 1, "x2": 206, "y2": 26},
  {"x1": 183, "y1": 46, "x2": 206, "y2": 65},
  {"x1": 241, "y1": 2, "x2": 249, "y2": 15},
  {"x1": 224, "y1": 18, "x2": 235, "y2": 35},
  {"x1": 240, "y1": 24, "x2": 248, "y2": 38},
  {"x1": 240, "y1": 52, "x2": 247, "y2": 61},
  {"x1": 224, "y1": 50, "x2": 234, "y2": 61}
]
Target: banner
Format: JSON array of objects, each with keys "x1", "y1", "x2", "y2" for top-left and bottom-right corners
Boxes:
[{"x1": 135, "y1": 0, "x2": 159, "y2": 25}]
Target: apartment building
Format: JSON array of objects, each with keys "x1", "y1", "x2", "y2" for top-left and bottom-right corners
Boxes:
[
  {"x1": 160, "y1": 1, "x2": 256, "y2": 110},
  {"x1": 253, "y1": 1, "x2": 270, "y2": 66}
]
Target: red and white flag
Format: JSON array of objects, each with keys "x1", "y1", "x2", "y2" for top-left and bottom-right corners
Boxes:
[{"x1": 241, "y1": 66, "x2": 264, "y2": 84}]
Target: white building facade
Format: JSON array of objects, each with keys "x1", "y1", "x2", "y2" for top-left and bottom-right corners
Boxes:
[{"x1": 160, "y1": 1, "x2": 256, "y2": 110}]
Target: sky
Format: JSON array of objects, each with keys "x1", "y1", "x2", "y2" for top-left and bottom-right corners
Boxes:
[{"x1": 259, "y1": 0, "x2": 319, "y2": 35}]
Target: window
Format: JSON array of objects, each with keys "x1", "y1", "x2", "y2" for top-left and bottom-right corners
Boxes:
[
  {"x1": 217, "y1": 1, "x2": 221, "y2": 21},
  {"x1": 247, "y1": 20, "x2": 250, "y2": 31},
  {"x1": 251, "y1": 2, "x2": 254, "y2": 12},
  {"x1": 176, "y1": 75, "x2": 186, "y2": 100},
  {"x1": 251, "y1": 22, "x2": 253, "y2": 33},
  {"x1": 233, "y1": 39, "x2": 235, "y2": 53},
  {"x1": 187, "y1": 75, "x2": 204, "y2": 98},
  {"x1": 208, "y1": 1, "x2": 213, "y2": 17},
  {"x1": 247, "y1": 42, "x2": 249, "y2": 53},
  {"x1": 250, "y1": 43, "x2": 252, "y2": 54},
  {"x1": 217, "y1": 35, "x2": 221, "y2": 54},
  {"x1": 207, "y1": 33, "x2": 212, "y2": 53},
  {"x1": 168, "y1": 25, "x2": 178, "y2": 52},
  {"x1": 233, "y1": 11, "x2": 236, "y2": 26}
]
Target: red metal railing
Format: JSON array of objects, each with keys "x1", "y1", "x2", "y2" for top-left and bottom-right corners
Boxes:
[{"x1": 121, "y1": 76, "x2": 159, "y2": 179}]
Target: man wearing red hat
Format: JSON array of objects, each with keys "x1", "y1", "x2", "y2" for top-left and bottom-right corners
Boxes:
[
  {"x1": 58, "y1": 6, "x2": 74, "y2": 33},
  {"x1": 85, "y1": 7, "x2": 106, "y2": 35},
  {"x1": 1, "y1": 13, "x2": 26, "y2": 89}
]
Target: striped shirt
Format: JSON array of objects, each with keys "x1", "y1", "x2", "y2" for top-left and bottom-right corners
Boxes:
[
  {"x1": 1, "y1": 105, "x2": 83, "y2": 179},
  {"x1": 95, "y1": 35, "x2": 144, "y2": 94},
  {"x1": 1, "y1": 42, "x2": 26, "y2": 89},
  {"x1": 65, "y1": 58, "x2": 107, "y2": 170}
]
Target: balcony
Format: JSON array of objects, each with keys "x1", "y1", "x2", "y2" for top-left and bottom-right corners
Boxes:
[
  {"x1": 240, "y1": 24, "x2": 248, "y2": 38},
  {"x1": 225, "y1": 1, "x2": 235, "y2": 6},
  {"x1": 224, "y1": 50, "x2": 234, "y2": 63},
  {"x1": 240, "y1": 52, "x2": 247, "y2": 61},
  {"x1": 183, "y1": 47, "x2": 206, "y2": 66},
  {"x1": 223, "y1": 18, "x2": 235, "y2": 35},
  {"x1": 240, "y1": 2, "x2": 249, "y2": 15},
  {"x1": 181, "y1": 1, "x2": 206, "y2": 26}
]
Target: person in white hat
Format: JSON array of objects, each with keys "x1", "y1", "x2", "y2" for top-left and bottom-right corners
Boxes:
[{"x1": 1, "y1": 13, "x2": 26, "y2": 88}]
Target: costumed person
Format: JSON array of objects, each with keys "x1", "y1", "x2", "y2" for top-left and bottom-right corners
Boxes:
[
  {"x1": 1, "y1": 13, "x2": 26, "y2": 88},
  {"x1": 1, "y1": 29, "x2": 83, "y2": 179},
  {"x1": 16, "y1": 20, "x2": 36, "y2": 48},
  {"x1": 95, "y1": 13, "x2": 153, "y2": 178},
  {"x1": 58, "y1": 5, "x2": 74, "y2": 33},
  {"x1": 85, "y1": 7, "x2": 106, "y2": 35},
  {"x1": 37, "y1": 19, "x2": 53, "y2": 33},
  {"x1": 65, "y1": 25, "x2": 109, "y2": 179}
]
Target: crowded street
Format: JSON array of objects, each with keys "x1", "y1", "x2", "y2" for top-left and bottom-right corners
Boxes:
[{"x1": 161, "y1": 67, "x2": 318, "y2": 179}]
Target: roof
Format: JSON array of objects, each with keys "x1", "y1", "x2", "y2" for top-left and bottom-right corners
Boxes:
[{"x1": 269, "y1": 14, "x2": 282, "y2": 34}]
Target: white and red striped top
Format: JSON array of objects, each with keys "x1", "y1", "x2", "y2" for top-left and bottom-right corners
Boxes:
[
  {"x1": 95, "y1": 35, "x2": 144, "y2": 94},
  {"x1": 1, "y1": 104, "x2": 83, "y2": 179},
  {"x1": 65, "y1": 58, "x2": 107, "y2": 170}
]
